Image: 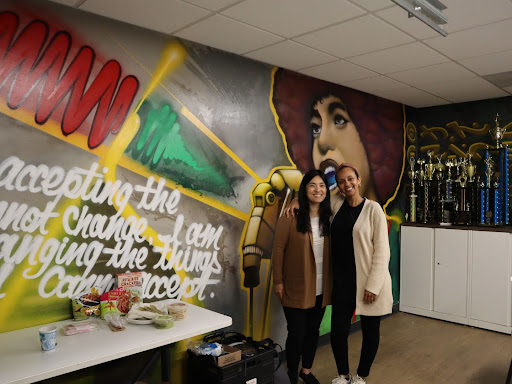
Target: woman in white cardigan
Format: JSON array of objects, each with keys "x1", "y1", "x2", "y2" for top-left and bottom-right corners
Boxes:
[{"x1": 329, "y1": 163, "x2": 393, "y2": 384}]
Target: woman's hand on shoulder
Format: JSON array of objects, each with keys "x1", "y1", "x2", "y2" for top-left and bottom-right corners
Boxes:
[
  {"x1": 274, "y1": 283, "x2": 284, "y2": 300},
  {"x1": 363, "y1": 289, "x2": 376, "y2": 304},
  {"x1": 283, "y1": 199, "x2": 300, "y2": 218}
]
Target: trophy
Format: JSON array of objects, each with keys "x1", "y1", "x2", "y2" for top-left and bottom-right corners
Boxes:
[
  {"x1": 445, "y1": 159, "x2": 454, "y2": 200},
  {"x1": 490, "y1": 113, "x2": 507, "y2": 149},
  {"x1": 408, "y1": 157, "x2": 417, "y2": 222},
  {"x1": 480, "y1": 156, "x2": 495, "y2": 225},
  {"x1": 417, "y1": 158, "x2": 425, "y2": 185},
  {"x1": 434, "y1": 155, "x2": 444, "y2": 185},
  {"x1": 467, "y1": 152, "x2": 476, "y2": 182},
  {"x1": 425, "y1": 150, "x2": 435, "y2": 181},
  {"x1": 484, "y1": 156, "x2": 494, "y2": 188}
]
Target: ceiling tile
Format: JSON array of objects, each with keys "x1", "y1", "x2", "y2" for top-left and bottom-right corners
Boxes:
[
  {"x1": 349, "y1": 0, "x2": 394, "y2": 12},
  {"x1": 342, "y1": 75, "x2": 409, "y2": 94},
  {"x1": 299, "y1": 60, "x2": 377, "y2": 83},
  {"x1": 295, "y1": 14, "x2": 414, "y2": 58},
  {"x1": 417, "y1": 77, "x2": 508, "y2": 103},
  {"x1": 442, "y1": 0, "x2": 512, "y2": 33},
  {"x1": 347, "y1": 42, "x2": 449, "y2": 74},
  {"x1": 424, "y1": 19, "x2": 512, "y2": 60},
  {"x1": 48, "y1": 0, "x2": 81, "y2": 6},
  {"x1": 175, "y1": 14, "x2": 284, "y2": 55},
  {"x1": 221, "y1": 0, "x2": 366, "y2": 38},
  {"x1": 79, "y1": 0, "x2": 210, "y2": 34},
  {"x1": 388, "y1": 62, "x2": 475, "y2": 87},
  {"x1": 459, "y1": 50, "x2": 512, "y2": 76},
  {"x1": 377, "y1": 6, "x2": 439, "y2": 39},
  {"x1": 376, "y1": 87, "x2": 449, "y2": 108},
  {"x1": 182, "y1": 0, "x2": 241, "y2": 11},
  {"x1": 244, "y1": 41, "x2": 337, "y2": 71}
]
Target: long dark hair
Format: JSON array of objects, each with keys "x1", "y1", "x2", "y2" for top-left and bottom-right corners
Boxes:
[{"x1": 296, "y1": 169, "x2": 331, "y2": 235}]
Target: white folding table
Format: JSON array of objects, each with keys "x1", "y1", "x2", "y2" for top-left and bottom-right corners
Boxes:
[{"x1": 0, "y1": 299, "x2": 232, "y2": 384}]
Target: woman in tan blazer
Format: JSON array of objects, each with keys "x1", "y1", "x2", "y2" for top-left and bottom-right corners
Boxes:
[{"x1": 272, "y1": 169, "x2": 332, "y2": 384}]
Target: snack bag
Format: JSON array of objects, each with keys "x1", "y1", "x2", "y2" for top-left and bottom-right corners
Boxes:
[
  {"x1": 100, "y1": 287, "x2": 131, "y2": 319},
  {"x1": 115, "y1": 272, "x2": 143, "y2": 310},
  {"x1": 71, "y1": 287, "x2": 101, "y2": 321}
]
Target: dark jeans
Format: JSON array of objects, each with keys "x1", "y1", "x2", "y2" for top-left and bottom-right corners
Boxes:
[
  {"x1": 282, "y1": 295, "x2": 325, "y2": 374},
  {"x1": 330, "y1": 298, "x2": 381, "y2": 377}
]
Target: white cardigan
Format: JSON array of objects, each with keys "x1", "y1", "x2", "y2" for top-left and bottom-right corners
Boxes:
[{"x1": 331, "y1": 195, "x2": 393, "y2": 316}]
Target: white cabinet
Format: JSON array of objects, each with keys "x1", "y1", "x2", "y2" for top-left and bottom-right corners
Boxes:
[
  {"x1": 470, "y1": 231, "x2": 512, "y2": 333},
  {"x1": 400, "y1": 225, "x2": 512, "y2": 334},
  {"x1": 400, "y1": 226, "x2": 434, "y2": 311},
  {"x1": 433, "y1": 228, "x2": 468, "y2": 319}
]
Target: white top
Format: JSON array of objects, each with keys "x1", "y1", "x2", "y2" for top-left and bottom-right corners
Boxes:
[
  {"x1": 311, "y1": 217, "x2": 324, "y2": 296},
  {"x1": 0, "y1": 299, "x2": 232, "y2": 384}
]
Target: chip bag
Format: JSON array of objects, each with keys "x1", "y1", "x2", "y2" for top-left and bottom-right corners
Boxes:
[
  {"x1": 71, "y1": 287, "x2": 101, "y2": 321},
  {"x1": 100, "y1": 287, "x2": 131, "y2": 319}
]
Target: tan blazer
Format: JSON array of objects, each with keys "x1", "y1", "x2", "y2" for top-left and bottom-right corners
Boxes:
[{"x1": 272, "y1": 215, "x2": 332, "y2": 309}]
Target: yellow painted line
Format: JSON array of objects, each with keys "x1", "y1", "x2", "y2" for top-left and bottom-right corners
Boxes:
[
  {"x1": 109, "y1": 36, "x2": 263, "y2": 185},
  {"x1": 0, "y1": 103, "x2": 247, "y2": 220},
  {"x1": 180, "y1": 106, "x2": 262, "y2": 182},
  {"x1": 383, "y1": 104, "x2": 407, "y2": 215},
  {"x1": 269, "y1": 67, "x2": 296, "y2": 167},
  {"x1": 118, "y1": 156, "x2": 249, "y2": 221},
  {"x1": 102, "y1": 113, "x2": 186, "y2": 281}
]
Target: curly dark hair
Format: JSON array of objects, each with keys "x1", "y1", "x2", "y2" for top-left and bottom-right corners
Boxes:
[
  {"x1": 296, "y1": 169, "x2": 331, "y2": 236},
  {"x1": 272, "y1": 68, "x2": 404, "y2": 204}
]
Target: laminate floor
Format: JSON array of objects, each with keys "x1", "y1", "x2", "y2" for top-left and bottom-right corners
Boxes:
[{"x1": 289, "y1": 312, "x2": 511, "y2": 384}]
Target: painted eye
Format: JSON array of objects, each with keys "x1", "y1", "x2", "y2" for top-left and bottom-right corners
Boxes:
[
  {"x1": 311, "y1": 123, "x2": 321, "y2": 135},
  {"x1": 334, "y1": 115, "x2": 347, "y2": 126}
]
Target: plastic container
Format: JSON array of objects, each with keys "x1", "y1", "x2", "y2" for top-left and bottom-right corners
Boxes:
[
  {"x1": 154, "y1": 315, "x2": 174, "y2": 329},
  {"x1": 63, "y1": 321, "x2": 101, "y2": 336},
  {"x1": 167, "y1": 302, "x2": 187, "y2": 320}
]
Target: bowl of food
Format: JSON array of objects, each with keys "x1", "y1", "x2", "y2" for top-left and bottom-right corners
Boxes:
[{"x1": 154, "y1": 315, "x2": 174, "y2": 329}]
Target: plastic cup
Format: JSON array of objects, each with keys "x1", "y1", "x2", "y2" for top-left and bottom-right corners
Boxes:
[
  {"x1": 167, "y1": 303, "x2": 187, "y2": 321},
  {"x1": 39, "y1": 325, "x2": 57, "y2": 351}
]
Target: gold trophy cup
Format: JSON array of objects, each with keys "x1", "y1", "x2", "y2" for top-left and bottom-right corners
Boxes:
[
  {"x1": 490, "y1": 113, "x2": 507, "y2": 149},
  {"x1": 425, "y1": 150, "x2": 435, "y2": 181}
]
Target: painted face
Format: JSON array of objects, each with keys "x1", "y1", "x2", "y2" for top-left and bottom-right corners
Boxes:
[
  {"x1": 310, "y1": 95, "x2": 371, "y2": 195},
  {"x1": 335, "y1": 167, "x2": 361, "y2": 198},
  {"x1": 306, "y1": 175, "x2": 327, "y2": 205}
]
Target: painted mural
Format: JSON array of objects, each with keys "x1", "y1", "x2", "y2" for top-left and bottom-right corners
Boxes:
[
  {"x1": 405, "y1": 98, "x2": 512, "y2": 166},
  {"x1": 0, "y1": 0, "x2": 408, "y2": 382}
]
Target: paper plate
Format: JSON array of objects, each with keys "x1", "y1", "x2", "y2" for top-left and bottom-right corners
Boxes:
[{"x1": 127, "y1": 317, "x2": 154, "y2": 325}]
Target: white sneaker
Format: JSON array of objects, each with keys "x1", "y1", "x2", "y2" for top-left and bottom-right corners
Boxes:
[
  {"x1": 352, "y1": 375, "x2": 366, "y2": 384},
  {"x1": 332, "y1": 373, "x2": 351, "y2": 384}
]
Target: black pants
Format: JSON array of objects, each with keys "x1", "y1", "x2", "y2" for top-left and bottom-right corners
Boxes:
[
  {"x1": 282, "y1": 295, "x2": 325, "y2": 373},
  {"x1": 330, "y1": 298, "x2": 381, "y2": 377}
]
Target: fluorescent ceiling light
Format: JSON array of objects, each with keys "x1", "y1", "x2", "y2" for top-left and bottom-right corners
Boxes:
[{"x1": 391, "y1": 0, "x2": 448, "y2": 37}]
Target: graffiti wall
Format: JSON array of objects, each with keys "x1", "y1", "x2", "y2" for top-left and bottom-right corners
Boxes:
[
  {"x1": 405, "y1": 97, "x2": 512, "y2": 163},
  {"x1": 0, "y1": 0, "x2": 408, "y2": 382}
]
